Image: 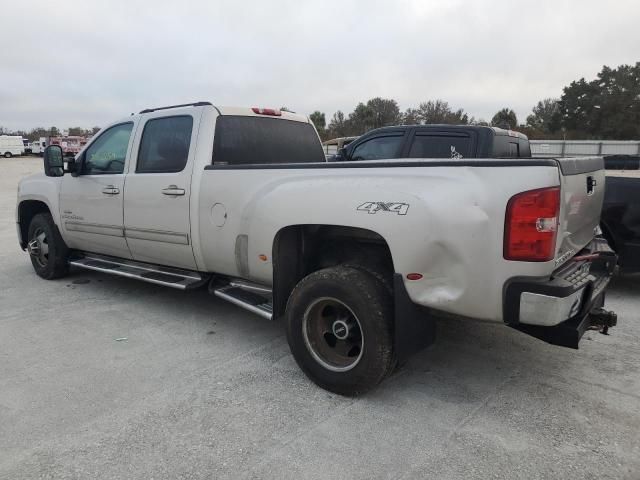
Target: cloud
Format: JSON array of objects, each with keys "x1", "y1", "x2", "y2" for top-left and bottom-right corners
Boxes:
[{"x1": 1, "y1": 0, "x2": 639, "y2": 130}]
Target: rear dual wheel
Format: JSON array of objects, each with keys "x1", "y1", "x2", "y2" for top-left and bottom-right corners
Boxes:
[{"x1": 286, "y1": 266, "x2": 395, "y2": 396}]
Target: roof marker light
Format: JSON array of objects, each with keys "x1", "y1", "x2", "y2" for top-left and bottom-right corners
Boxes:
[{"x1": 251, "y1": 107, "x2": 282, "y2": 116}]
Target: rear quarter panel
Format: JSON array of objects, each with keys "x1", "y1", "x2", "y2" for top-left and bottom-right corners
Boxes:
[{"x1": 197, "y1": 162, "x2": 561, "y2": 322}]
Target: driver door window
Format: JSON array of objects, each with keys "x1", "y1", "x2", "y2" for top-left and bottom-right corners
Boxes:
[
  {"x1": 82, "y1": 123, "x2": 133, "y2": 175},
  {"x1": 351, "y1": 135, "x2": 403, "y2": 160}
]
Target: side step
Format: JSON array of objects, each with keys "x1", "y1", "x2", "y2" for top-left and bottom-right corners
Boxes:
[
  {"x1": 210, "y1": 283, "x2": 273, "y2": 320},
  {"x1": 69, "y1": 253, "x2": 209, "y2": 290}
]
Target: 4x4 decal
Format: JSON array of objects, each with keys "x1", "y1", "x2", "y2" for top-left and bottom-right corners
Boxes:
[{"x1": 357, "y1": 202, "x2": 409, "y2": 215}]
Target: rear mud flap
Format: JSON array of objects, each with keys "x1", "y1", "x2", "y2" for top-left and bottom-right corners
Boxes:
[{"x1": 393, "y1": 274, "x2": 436, "y2": 364}]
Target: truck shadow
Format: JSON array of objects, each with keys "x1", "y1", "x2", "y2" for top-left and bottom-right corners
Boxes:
[
  {"x1": 386, "y1": 272, "x2": 639, "y2": 403},
  {"x1": 62, "y1": 267, "x2": 639, "y2": 403}
]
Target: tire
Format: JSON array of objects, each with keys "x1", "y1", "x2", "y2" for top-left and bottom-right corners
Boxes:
[
  {"x1": 4, "y1": 152, "x2": 11, "y2": 158},
  {"x1": 27, "y1": 213, "x2": 70, "y2": 279},
  {"x1": 286, "y1": 266, "x2": 395, "y2": 396}
]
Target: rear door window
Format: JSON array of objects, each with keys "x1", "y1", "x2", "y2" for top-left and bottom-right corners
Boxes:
[
  {"x1": 409, "y1": 134, "x2": 472, "y2": 159},
  {"x1": 137, "y1": 116, "x2": 193, "y2": 173},
  {"x1": 213, "y1": 116, "x2": 324, "y2": 165},
  {"x1": 350, "y1": 135, "x2": 404, "y2": 160}
]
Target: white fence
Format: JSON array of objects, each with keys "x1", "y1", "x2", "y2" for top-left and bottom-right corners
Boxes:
[{"x1": 530, "y1": 140, "x2": 640, "y2": 157}]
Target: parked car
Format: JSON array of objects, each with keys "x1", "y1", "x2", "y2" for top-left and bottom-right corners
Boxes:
[
  {"x1": 16, "y1": 103, "x2": 617, "y2": 395},
  {"x1": 0, "y1": 135, "x2": 25, "y2": 157},
  {"x1": 601, "y1": 156, "x2": 640, "y2": 273},
  {"x1": 322, "y1": 136, "x2": 358, "y2": 159}
]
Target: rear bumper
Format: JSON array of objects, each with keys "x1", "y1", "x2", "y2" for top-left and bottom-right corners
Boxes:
[{"x1": 504, "y1": 237, "x2": 618, "y2": 348}]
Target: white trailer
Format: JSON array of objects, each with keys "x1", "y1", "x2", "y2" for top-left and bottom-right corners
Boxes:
[{"x1": 0, "y1": 135, "x2": 25, "y2": 157}]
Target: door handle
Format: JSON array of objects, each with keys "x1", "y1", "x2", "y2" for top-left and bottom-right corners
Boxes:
[
  {"x1": 162, "y1": 185, "x2": 185, "y2": 196},
  {"x1": 102, "y1": 185, "x2": 120, "y2": 195}
]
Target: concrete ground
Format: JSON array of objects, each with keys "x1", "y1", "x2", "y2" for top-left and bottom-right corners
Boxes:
[{"x1": 1, "y1": 157, "x2": 639, "y2": 480}]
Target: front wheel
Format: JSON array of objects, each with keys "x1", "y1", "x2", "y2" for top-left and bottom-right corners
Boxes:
[
  {"x1": 285, "y1": 266, "x2": 395, "y2": 396},
  {"x1": 27, "y1": 213, "x2": 70, "y2": 279},
  {"x1": 4, "y1": 152, "x2": 12, "y2": 158}
]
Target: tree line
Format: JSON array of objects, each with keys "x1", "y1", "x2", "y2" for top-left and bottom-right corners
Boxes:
[
  {"x1": 2, "y1": 63, "x2": 638, "y2": 143},
  {"x1": 310, "y1": 63, "x2": 640, "y2": 141},
  {"x1": 0, "y1": 126, "x2": 100, "y2": 141}
]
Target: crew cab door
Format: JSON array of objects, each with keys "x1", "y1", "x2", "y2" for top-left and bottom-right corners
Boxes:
[
  {"x1": 123, "y1": 109, "x2": 201, "y2": 270},
  {"x1": 58, "y1": 122, "x2": 137, "y2": 259}
]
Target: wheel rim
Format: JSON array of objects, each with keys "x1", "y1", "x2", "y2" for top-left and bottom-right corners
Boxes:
[
  {"x1": 28, "y1": 227, "x2": 49, "y2": 268},
  {"x1": 302, "y1": 297, "x2": 364, "y2": 372}
]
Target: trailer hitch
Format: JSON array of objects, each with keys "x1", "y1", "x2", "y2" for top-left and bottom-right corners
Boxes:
[{"x1": 588, "y1": 307, "x2": 618, "y2": 335}]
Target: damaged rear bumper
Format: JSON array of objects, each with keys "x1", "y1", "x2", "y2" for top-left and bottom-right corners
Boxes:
[{"x1": 504, "y1": 237, "x2": 618, "y2": 348}]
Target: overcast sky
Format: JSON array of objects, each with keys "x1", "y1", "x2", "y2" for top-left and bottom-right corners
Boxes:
[{"x1": 1, "y1": 0, "x2": 639, "y2": 131}]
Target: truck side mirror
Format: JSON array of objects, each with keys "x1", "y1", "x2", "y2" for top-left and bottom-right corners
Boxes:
[
  {"x1": 43, "y1": 145, "x2": 65, "y2": 177},
  {"x1": 337, "y1": 147, "x2": 348, "y2": 161}
]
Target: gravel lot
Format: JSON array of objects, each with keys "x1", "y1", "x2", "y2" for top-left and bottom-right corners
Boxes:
[{"x1": 1, "y1": 157, "x2": 639, "y2": 480}]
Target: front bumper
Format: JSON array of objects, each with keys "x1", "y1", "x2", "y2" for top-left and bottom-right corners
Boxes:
[{"x1": 504, "y1": 237, "x2": 618, "y2": 348}]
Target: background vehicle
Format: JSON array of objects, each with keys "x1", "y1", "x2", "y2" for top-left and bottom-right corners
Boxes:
[
  {"x1": 0, "y1": 135, "x2": 25, "y2": 157},
  {"x1": 28, "y1": 139, "x2": 45, "y2": 156},
  {"x1": 600, "y1": 157, "x2": 640, "y2": 273},
  {"x1": 48, "y1": 135, "x2": 89, "y2": 157},
  {"x1": 332, "y1": 125, "x2": 531, "y2": 161},
  {"x1": 16, "y1": 102, "x2": 617, "y2": 395},
  {"x1": 322, "y1": 136, "x2": 358, "y2": 159}
]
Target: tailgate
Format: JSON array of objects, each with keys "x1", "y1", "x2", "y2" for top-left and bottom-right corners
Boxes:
[{"x1": 555, "y1": 157, "x2": 606, "y2": 264}]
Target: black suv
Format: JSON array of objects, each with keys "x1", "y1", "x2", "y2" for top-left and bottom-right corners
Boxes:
[{"x1": 334, "y1": 124, "x2": 531, "y2": 161}]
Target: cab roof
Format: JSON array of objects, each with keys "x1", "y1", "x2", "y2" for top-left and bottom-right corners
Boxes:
[{"x1": 136, "y1": 101, "x2": 310, "y2": 123}]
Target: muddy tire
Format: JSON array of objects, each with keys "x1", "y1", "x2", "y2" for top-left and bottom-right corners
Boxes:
[
  {"x1": 285, "y1": 266, "x2": 395, "y2": 396},
  {"x1": 27, "y1": 213, "x2": 70, "y2": 279}
]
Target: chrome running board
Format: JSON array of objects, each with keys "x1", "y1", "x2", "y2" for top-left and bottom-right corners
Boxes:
[
  {"x1": 69, "y1": 253, "x2": 209, "y2": 290},
  {"x1": 211, "y1": 283, "x2": 273, "y2": 320}
]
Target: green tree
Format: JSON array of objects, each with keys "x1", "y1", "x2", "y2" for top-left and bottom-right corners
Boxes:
[
  {"x1": 401, "y1": 108, "x2": 421, "y2": 125},
  {"x1": 309, "y1": 111, "x2": 326, "y2": 135},
  {"x1": 526, "y1": 98, "x2": 560, "y2": 134},
  {"x1": 417, "y1": 100, "x2": 468, "y2": 124},
  {"x1": 91, "y1": 126, "x2": 101, "y2": 135},
  {"x1": 346, "y1": 98, "x2": 401, "y2": 134},
  {"x1": 327, "y1": 110, "x2": 349, "y2": 138},
  {"x1": 49, "y1": 126, "x2": 60, "y2": 137},
  {"x1": 347, "y1": 102, "x2": 374, "y2": 134},
  {"x1": 68, "y1": 127, "x2": 85, "y2": 136},
  {"x1": 560, "y1": 63, "x2": 640, "y2": 139},
  {"x1": 366, "y1": 97, "x2": 401, "y2": 129},
  {"x1": 491, "y1": 108, "x2": 518, "y2": 129},
  {"x1": 26, "y1": 127, "x2": 48, "y2": 141}
]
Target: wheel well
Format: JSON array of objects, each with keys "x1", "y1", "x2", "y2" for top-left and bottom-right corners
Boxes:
[
  {"x1": 18, "y1": 200, "x2": 51, "y2": 248},
  {"x1": 271, "y1": 225, "x2": 394, "y2": 319}
]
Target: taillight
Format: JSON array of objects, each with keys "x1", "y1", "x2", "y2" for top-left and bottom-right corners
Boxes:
[
  {"x1": 251, "y1": 107, "x2": 282, "y2": 116},
  {"x1": 504, "y1": 186, "x2": 560, "y2": 262}
]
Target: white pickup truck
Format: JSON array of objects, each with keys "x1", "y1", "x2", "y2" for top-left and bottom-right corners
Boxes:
[{"x1": 16, "y1": 102, "x2": 618, "y2": 395}]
